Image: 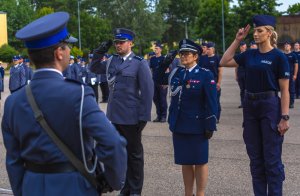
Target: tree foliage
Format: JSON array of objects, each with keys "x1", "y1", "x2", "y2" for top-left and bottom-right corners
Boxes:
[
  {"x1": 287, "y1": 3, "x2": 300, "y2": 15},
  {"x1": 0, "y1": 44, "x2": 18, "y2": 63},
  {"x1": 0, "y1": 0, "x2": 290, "y2": 55}
]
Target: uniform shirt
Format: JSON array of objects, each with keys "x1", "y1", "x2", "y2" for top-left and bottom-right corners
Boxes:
[
  {"x1": 149, "y1": 55, "x2": 166, "y2": 84},
  {"x1": 168, "y1": 65, "x2": 217, "y2": 134},
  {"x1": 284, "y1": 52, "x2": 298, "y2": 74},
  {"x1": 236, "y1": 51, "x2": 247, "y2": 78},
  {"x1": 198, "y1": 54, "x2": 208, "y2": 68},
  {"x1": 234, "y1": 48, "x2": 290, "y2": 93},
  {"x1": 199, "y1": 54, "x2": 220, "y2": 81},
  {"x1": 294, "y1": 51, "x2": 300, "y2": 62}
]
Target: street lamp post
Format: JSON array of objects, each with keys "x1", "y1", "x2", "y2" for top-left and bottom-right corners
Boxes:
[
  {"x1": 77, "y1": 0, "x2": 81, "y2": 50},
  {"x1": 221, "y1": 0, "x2": 225, "y2": 53},
  {"x1": 184, "y1": 20, "x2": 188, "y2": 39}
]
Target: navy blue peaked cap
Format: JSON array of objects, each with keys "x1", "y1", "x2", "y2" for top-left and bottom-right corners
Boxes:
[
  {"x1": 206, "y1": 42, "x2": 215, "y2": 48},
  {"x1": 253, "y1": 15, "x2": 276, "y2": 28},
  {"x1": 250, "y1": 41, "x2": 256, "y2": 45},
  {"x1": 113, "y1": 28, "x2": 135, "y2": 41},
  {"x1": 15, "y1": 12, "x2": 77, "y2": 49},
  {"x1": 240, "y1": 41, "x2": 246, "y2": 46},
  {"x1": 179, "y1": 39, "x2": 202, "y2": 54}
]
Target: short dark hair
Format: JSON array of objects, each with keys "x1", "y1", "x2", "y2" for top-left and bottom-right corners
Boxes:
[{"x1": 28, "y1": 42, "x2": 67, "y2": 69}]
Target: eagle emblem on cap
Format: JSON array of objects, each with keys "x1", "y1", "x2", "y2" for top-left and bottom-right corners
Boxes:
[
  {"x1": 116, "y1": 29, "x2": 120, "y2": 34},
  {"x1": 183, "y1": 39, "x2": 187, "y2": 44}
]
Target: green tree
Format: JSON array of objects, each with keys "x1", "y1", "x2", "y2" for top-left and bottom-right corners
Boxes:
[
  {"x1": 158, "y1": 0, "x2": 200, "y2": 48},
  {"x1": 286, "y1": 3, "x2": 300, "y2": 15},
  {"x1": 0, "y1": 44, "x2": 19, "y2": 63},
  {"x1": 193, "y1": 0, "x2": 235, "y2": 54},
  {"x1": 87, "y1": 0, "x2": 167, "y2": 55},
  {"x1": 0, "y1": 0, "x2": 34, "y2": 50},
  {"x1": 231, "y1": 0, "x2": 281, "y2": 33}
]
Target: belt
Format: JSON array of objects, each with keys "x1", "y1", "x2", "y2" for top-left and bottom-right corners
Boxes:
[
  {"x1": 25, "y1": 161, "x2": 76, "y2": 173},
  {"x1": 245, "y1": 91, "x2": 278, "y2": 100}
]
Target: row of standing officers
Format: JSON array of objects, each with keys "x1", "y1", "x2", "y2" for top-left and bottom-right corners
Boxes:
[{"x1": 1, "y1": 11, "x2": 296, "y2": 196}]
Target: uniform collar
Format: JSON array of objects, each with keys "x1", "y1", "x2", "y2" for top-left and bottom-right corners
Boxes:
[
  {"x1": 186, "y1": 64, "x2": 198, "y2": 72},
  {"x1": 35, "y1": 68, "x2": 63, "y2": 76},
  {"x1": 121, "y1": 52, "x2": 132, "y2": 61}
]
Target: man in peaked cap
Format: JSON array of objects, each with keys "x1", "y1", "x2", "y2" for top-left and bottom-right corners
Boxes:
[
  {"x1": 2, "y1": 12, "x2": 127, "y2": 196},
  {"x1": 90, "y1": 27, "x2": 154, "y2": 196},
  {"x1": 203, "y1": 42, "x2": 223, "y2": 122},
  {"x1": 150, "y1": 42, "x2": 169, "y2": 123},
  {"x1": 9, "y1": 55, "x2": 26, "y2": 93}
]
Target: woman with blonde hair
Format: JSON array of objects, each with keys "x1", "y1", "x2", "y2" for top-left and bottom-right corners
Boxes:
[{"x1": 220, "y1": 15, "x2": 290, "y2": 196}]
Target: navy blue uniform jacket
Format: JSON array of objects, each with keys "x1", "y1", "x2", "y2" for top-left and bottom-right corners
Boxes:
[
  {"x1": 1, "y1": 70, "x2": 127, "y2": 196},
  {"x1": 90, "y1": 52, "x2": 154, "y2": 124},
  {"x1": 168, "y1": 65, "x2": 217, "y2": 134}
]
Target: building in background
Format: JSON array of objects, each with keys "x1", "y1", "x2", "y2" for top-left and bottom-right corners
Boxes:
[
  {"x1": 0, "y1": 12, "x2": 8, "y2": 47},
  {"x1": 277, "y1": 15, "x2": 300, "y2": 48}
]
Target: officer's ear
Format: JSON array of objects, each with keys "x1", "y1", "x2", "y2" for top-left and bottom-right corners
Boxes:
[{"x1": 54, "y1": 46, "x2": 65, "y2": 61}]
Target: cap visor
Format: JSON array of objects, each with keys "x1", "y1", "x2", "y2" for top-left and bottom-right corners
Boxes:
[
  {"x1": 179, "y1": 48, "x2": 198, "y2": 52},
  {"x1": 65, "y1": 36, "x2": 78, "y2": 43}
]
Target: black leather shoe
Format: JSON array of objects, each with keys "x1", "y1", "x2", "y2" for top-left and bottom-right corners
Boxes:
[
  {"x1": 160, "y1": 117, "x2": 166, "y2": 122},
  {"x1": 238, "y1": 105, "x2": 243, "y2": 108},
  {"x1": 153, "y1": 117, "x2": 161, "y2": 122},
  {"x1": 289, "y1": 104, "x2": 294, "y2": 109}
]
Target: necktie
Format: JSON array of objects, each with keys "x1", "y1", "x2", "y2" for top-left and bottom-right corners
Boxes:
[{"x1": 184, "y1": 69, "x2": 190, "y2": 89}]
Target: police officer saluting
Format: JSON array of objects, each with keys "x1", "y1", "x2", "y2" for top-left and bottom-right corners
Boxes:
[
  {"x1": 2, "y1": 12, "x2": 127, "y2": 196},
  {"x1": 220, "y1": 15, "x2": 290, "y2": 196},
  {"x1": 90, "y1": 28, "x2": 154, "y2": 196}
]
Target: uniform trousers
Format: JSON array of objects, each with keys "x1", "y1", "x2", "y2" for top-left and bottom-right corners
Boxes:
[
  {"x1": 289, "y1": 76, "x2": 295, "y2": 105},
  {"x1": 295, "y1": 72, "x2": 300, "y2": 98},
  {"x1": 88, "y1": 84, "x2": 99, "y2": 103},
  {"x1": 237, "y1": 75, "x2": 246, "y2": 106},
  {"x1": 114, "y1": 124, "x2": 144, "y2": 195},
  {"x1": 217, "y1": 88, "x2": 221, "y2": 121},
  {"x1": 243, "y1": 96, "x2": 285, "y2": 196},
  {"x1": 100, "y1": 82, "x2": 109, "y2": 102},
  {"x1": 153, "y1": 83, "x2": 168, "y2": 119}
]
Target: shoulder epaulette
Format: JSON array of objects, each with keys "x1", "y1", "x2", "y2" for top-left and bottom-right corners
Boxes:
[
  {"x1": 200, "y1": 67, "x2": 210, "y2": 72},
  {"x1": 133, "y1": 56, "x2": 144, "y2": 61},
  {"x1": 113, "y1": 54, "x2": 118, "y2": 57}
]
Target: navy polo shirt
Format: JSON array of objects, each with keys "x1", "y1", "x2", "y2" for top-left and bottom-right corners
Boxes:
[
  {"x1": 284, "y1": 52, "x2": 298, "y2": 74},
  {"x1": 199, "y1": 55, "x2": 220, "y2": 82},
  {"x1": 150, "y1": 55, "x2": 165, "y2": 83},
  {"x1": 234, "y1": 48, "x2": 290, "y2": 93}
]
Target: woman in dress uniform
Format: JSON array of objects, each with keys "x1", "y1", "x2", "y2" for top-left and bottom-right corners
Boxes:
[
  {"x1": 166, "y1": 39, "x2": 217, "y2": 196},
  {"x1": 220, "y1": 15, "x2": 290, "y2": 196}
]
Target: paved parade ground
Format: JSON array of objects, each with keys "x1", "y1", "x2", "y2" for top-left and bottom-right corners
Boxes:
[{"x1": 0, "y1": 68, "x2": 299, "y2": 196}]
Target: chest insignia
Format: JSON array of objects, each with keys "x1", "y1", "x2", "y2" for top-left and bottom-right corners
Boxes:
[{"x1": 261, "y1": 60, "x2": 272, "y2": 65}]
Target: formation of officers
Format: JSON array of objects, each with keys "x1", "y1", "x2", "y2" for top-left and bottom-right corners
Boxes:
[{"x1": 1, "y1": 11, "x2": 300, "y2": 196}]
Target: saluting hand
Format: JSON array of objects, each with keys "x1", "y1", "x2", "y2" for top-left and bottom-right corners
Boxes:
[
  {"x1": 94, "y1": 40, "x2": 113, "y2": 54},
  {"x1": 277, "y1": 119, "x2": 289, "y2": 136},
  {"x1": 235, "y1": 24, "x2": 251, "y2": 41}
]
